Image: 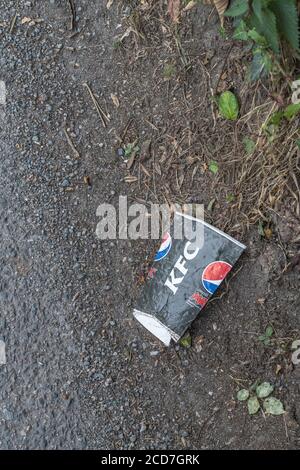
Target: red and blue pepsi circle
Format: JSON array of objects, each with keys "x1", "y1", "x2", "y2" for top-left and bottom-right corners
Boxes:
[
  {"x1": 202, "y1": 261, "x2": 232, "y2": 294},
  {"x1": 154, "y1": 233, "x2": 172, "y2": 261}
]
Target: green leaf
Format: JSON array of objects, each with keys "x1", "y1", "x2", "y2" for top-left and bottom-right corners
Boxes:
[
  {"x1": 265, "y1": 325, "x2": 273, "y2": 337},
  {"x1": 256, "y1": 382, "x2": 274, "y2": 398},
  {"x1": 283, "y1": 103, "x2": 300, "y2": 121},
  {"x1": 233, "y1": 20, "x2": 250, "y2": 41},
  {"x1": 247, "y1": 29, "x2": 268, "y2": 46},
  {"x1": 179, "y1": 333, "x2": 192, "y2": 348},
  {"x1": 243, "y1": 137, "x2": 255, "y2": 154},
  {"x1": 252, "y1": 0, "x2": 271, "y2": 24},
  {"x1": 124, "y1": 143, "x2": 133, "y2": 157},
  {"x1": 263, "y1": 397, "x2": 285, "y2": 415},
  {"x1": 218, "y1": 91, "x2": 239, "y2": 120},
  {"x1": 258, "y1": 335, "x2": 266, "y2": 342},
  {"x1": 224, "y1": 0, "x2": 249, "y2": 17},
  {"x1": 296, "y1": 139, "x2": 300, "y2": 149},
  {"x1": 268, "y1": 110, "x2": 284, "y2": 127},
  {"x1": 270, "y1": 0, "x2": 299, "y2": 51},
  {"x1": 250, "y1": 8, "x2": 280, "y2": 54},
  {"x1": 226, "y1": 193, "x2": 235, "y2": 203},
  {"x1": 209, "y1": 161, "x2": 219, "y2": 175},
  {"x1": 247, "y1": 396, "x2": 260, "y2": 415},
  {"x1": 163, "y1": 63, "x2": 176, "y2": 80},
  {"x1": 237, "y1": 389, "x2": 250, "y2": 401},
  {"x1": 248, "y1": 49, "x2": 272, "y2": 81}
]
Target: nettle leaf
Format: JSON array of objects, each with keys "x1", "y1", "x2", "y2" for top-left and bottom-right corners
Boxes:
[
  {"x1": 233, "y1": 19, "x2": 249, "y2": 41},
  {"x1": 218, "y1": 91, "x2": 239, "y2": 120},
  {"x1": 256, "y1": 382, "x2": 274, "y2": 398},
  {"x1": 248, "y1": 49, "x2": 272, "y2": 81},
  {"x1": 247, "y1": 29, "x2": 267, "y2": 46},
  {"x1": 263, "y1": 397, "x2": 285, "y2": 415},
  {"x1": 250, "y1": 8, "x2": 279, "y2": 54},
  {"x1": 252, "y1": 0, "x2": 272, "y2": 23},
  {"x1": 270, "y1": 0, "x2": 299, "y2": 51},
  {"x1": 247, "y1": 396, "x2": 260, "y2": 415},
  {"x1": 224, "y1": 0, "x2": 249, "y2": 17}
]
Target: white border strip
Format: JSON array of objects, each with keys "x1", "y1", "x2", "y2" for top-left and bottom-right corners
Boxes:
[
  {"x1": 175, "y1": 211, "x2": 246, "y2": 250},
  {"x1": 133, "y1": 308, "x2": 180, "y2": 344}
]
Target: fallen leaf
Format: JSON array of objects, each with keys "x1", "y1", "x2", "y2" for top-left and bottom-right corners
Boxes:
[
  {"x1": 83, "y1": 175, "x2": 91, "y2": 186},
  {"x1": 110, "y1": 93, "x2": 120, "y2": 108},
  {"x1": 168, "y1": 0, "x2": 181, "y2": 23},
  {"x1": 21, "y1": 16, "x2": 32, "y2": 24},
  {"x1": 213, "y1": 0, "x2": 229, "y2": 27},
  {"x1": 182, "y1": 1, "x2": 197, "y2": 12},
  {"x1": 140, "y1": 139, "x2": 151, "y2": 162},
  {"x1": 204, "y1": 1, "x2": 229, "y2": 26},
  {"x1": 140, "y1": 164, "x2": 151, "y2": 178},
  {"x1": 127, "y1": 153, "x2": 136, "y2": 170},
  {"x1": 106, "y1": 0, "x2": 114, "y2": 9}
]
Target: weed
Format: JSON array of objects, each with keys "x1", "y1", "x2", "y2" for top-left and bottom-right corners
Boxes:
[
  {"x1": 258, "y1": 325, "x2": 274, "y2": 346},
  {"x1": 225, "y1": 0, "x2": 299, "y2": 80},
  {"x1": 163, "y1": 63, "x2": 177, "y2": 80},
  {"x1": 237, "y1": 380, "x2": 284, "y2": 415}
]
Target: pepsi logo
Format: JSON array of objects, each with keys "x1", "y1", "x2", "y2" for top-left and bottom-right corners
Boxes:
[
  {"x1": 202, "y1": 261, "x2": 232, "y2": 295},
  {"x1": 154, "y1": 232, "x2": 172, "y2": 261}
]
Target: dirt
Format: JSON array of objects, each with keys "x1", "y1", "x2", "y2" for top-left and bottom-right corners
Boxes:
[{"x1": 0, "y1": 0, "x2": 299, "y2": 450}]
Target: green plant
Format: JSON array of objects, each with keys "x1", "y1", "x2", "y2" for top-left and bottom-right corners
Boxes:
[
  {"x1": 225, "y1": 0, "x2": 300, "y2": 80},
  {"x1": 258, "y1": 325, "x2": 274, "y2": 346},
  {"x1": 209, "y1": 160, "x2": 219, "y2": 174},
  {"x1": 243, "y1": 136, "x2": 256, "y2": 154},
  {"x1": 237, "y1": 380, "x2": 284, "y2": 415},
  {"x1": 264, "y1": 102, "x2": 300, "y2": 140},
  {"x1": 163, "y1": 63, "x2": 176, "y2": 80},
  {"x1": 124, "y1": 142, "x2": 140, "y2": 158}
]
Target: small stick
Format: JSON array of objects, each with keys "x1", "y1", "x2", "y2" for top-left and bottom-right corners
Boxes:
[
  {"x1": 283, "y1": 413, "x2": 289, "y2": 440},
  {"x1": 9, "y1": 12, "x2": 17, "y2": 34},
  {"x1": 64, "y1": 128, "x2": 80, "y2": 158},
  {"x1": 68, "y1": 0, "x2": 76, "y2": 31},
  {"x1": 83, "y1": 83, "x2": 109, "y2": 128}
]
